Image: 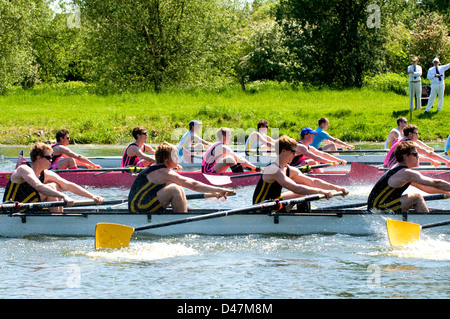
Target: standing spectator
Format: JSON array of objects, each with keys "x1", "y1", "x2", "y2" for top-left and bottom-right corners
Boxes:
[
  {"x1": 425, "y1": 57, "x2": 450, "y2": 112},
  {"x1": 408, "y1": 56, "x2": 422, "y2": 111}
]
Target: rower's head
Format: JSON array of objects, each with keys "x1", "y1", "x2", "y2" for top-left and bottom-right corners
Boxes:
[
  {"x1": 276, "y1": 135, "x2": 297, "y2": 159},
  {"x1": 155, "y1": 142, "x2": 178, "y2": 168},
  {"x1": 132, "y1": 127, "x2": 148, "y2": 141},
  {"x1": 30, "y1": 143, "x2": 53, "y2": 168},
  {"x1": 318, "y1": 117, "x2": 329, "y2": 130},
  {"x1": 397, "y1": 117, "x2": 407, "y2": 128},
  {"x1": 189, "y1": 120, "x2": 201, "y2": 133},
  {"x1": 300, "y1": 127, "x2": 318, "y2": 142},
  {"x1": 257, "y1": 120, "x2": 269, "y2": 134},
  {"x1": 403, "y1": 124, "x2": 419, "y2": 141},
  {"x1": 56, "y1": 129, "x2": 70, "y2": 145},
  {"x1": 217, "y1": 127, "x2": 232, "y2": 144},
  {"x1": 394, "y1": 141, "x2": 419, "y2": 167}
]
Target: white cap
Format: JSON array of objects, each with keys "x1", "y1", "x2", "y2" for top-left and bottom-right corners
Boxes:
[{"x1": 433, "y1": 57, "x2": 440, "y2": 63}]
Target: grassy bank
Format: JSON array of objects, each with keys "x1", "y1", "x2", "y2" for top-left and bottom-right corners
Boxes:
[{"x1": 0, "y1": 81, "x2": 448, "y2": 146}]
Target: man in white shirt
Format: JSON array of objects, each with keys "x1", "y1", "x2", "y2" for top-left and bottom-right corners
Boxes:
[
  {"x1": 408, "y1": 56, "x2": 422, "y2": 110},
  {"x1": 425, "y1": 57, "x2": 450, "y2": 112}
]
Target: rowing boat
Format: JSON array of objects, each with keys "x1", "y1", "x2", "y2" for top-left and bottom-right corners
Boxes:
[
  {"x1": 1, "y1": 207, "x2": 449, "y2": 238},
  {"x1": 1, "y1": 162, "x2": 450, "y2": 188}
]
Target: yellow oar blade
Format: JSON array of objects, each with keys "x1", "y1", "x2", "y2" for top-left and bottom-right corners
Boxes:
[
  {"x1": 386, "y1": 220, "x2": 422, "y2": 247},
  {"x1": 95, "y1": 223, "x2": 135, "y2": 250}
]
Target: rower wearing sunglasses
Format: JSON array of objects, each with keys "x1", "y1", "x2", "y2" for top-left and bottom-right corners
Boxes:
[
  {"x1": 369, "y1": 141, "x2": 450, "y2": 213},
  {"x1": 3, "y1": 143, "x2": 104, "y2": 212},
  {"x1": 252, "y1": 135, "x2": 349, "y2": 209},
  {"x1": 121, "y1": 126, "x2": 156, "y2": 168},
  {"x1": 383, "y1": 124, "x2": 450, "y2": 168}
]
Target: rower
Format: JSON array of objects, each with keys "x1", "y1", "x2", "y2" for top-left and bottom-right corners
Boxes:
[
  {"x1": 244, "y1": 119, "x2": 275, "y2": 156},
  {"x1": 445, "y1": 135, "x2": 450, "y2": 155},
  {"x1": 121, "y1": 126, "x2": 156, "y2": 167},
  {"x1": 202, "y1": 127, "x2": 258, "y2": 174},
  {"x1": 290, "y1": 127, "x2": 347, "y2": 172},
  {"x1": 383, "y1": 124, "x2": 450, "y2": 168},
  {"x1": 177, "y1": 120, "x2": 211, "y2": 163},
  {"x1": 384, "y1": 117, "x2": 407, "y2": 149},
  {"x1": 310, "y1": 117, "x2": 355, "y2": 152},
  {"x1": 128, "y1": 142, "x2": 234, "y2": 213},
  {"x1": 368, "y1": 141, "x2": 450, "y2": 213},
  {"x1": 3, "y1": 143, "x2": 104, "y2": 212},
  {"x1": 50, "y1": 129, "x2": 100, "y2": 169},
  {"x1": 252, "y1": 135, "x2": 349, "y2": 210}
]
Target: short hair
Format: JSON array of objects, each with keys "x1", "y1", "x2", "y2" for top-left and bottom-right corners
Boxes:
[
  {"x1": 30, "y1": 143, "x2": 52, "y2": 162},
  {"x1": 216, "y1": 127, "x2": 230, "y2": 140},
  {"x1": 397, "y1": 117, "x2": 407, "y2": 125},
  {"x1": 403, "y1": 124, "x2": 418, "y2": 136},
  {"x1": 394, "y1": 141, "x2": 416, "y2": 162},
  {"x1": 55, "y1": 129, "x2": 69, "y2": 142},
  {"x1": 155, "y1": 142, "x2": 176, "y2": 163},
  {"x1": 318, "y1": 117, "x2": 328, "y2": 126},
  {"x1": 257, "y1": 119, "x2": 269, "y2": 129},
  {"x1": 132, "y1": 127, "x2": 147, "y2": 139},
  {"x1": 276, "y1": 135, "x2": 297, "y2": 155}
]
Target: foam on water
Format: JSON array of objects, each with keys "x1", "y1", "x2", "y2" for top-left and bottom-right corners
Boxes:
[
  {"x1": 87, "y1": 242, "x2": 198, "y2": 261},
  {"x1": 389, "y1": 235, "x2": 450, "y2": 261}
]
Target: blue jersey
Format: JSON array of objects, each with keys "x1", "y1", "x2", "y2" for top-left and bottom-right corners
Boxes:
[
  {"x1": 445, "y1": 135, "x2": 450, "y2": 155},
  {"x1": 311, "y1": 127, "x2": 330, "y2": 149}
]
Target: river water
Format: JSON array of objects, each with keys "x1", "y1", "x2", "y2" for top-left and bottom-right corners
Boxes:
[{"x1": 0, "y1": 153, "x2": 449, "y2": 302}]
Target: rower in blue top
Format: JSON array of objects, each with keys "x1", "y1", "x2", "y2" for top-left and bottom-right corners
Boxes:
[{"x1": 177, "y1": 120, "x2": 211, "y2": 163}]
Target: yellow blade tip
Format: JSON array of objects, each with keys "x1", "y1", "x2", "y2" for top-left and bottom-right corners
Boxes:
[
  {"x1": 95, "y1": 223, "x2": 134, "y2": 250},
  {"x1": 386, "y1": 220, "x2": 421, "y2": 247}
]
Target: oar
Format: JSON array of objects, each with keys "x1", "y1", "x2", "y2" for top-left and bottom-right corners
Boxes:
[
  {"x1": 0, "y1": 199, "x2": 124, "y2": 212},
  {"x1": 94, "y1": 191, "x2": 344, "y2": 250},
  {"x1": 386, "y1": 219, "x2": 450, "y2": 247},
  {"x1": 53, "y1": 166, "x2": 144, "y2": 173}
]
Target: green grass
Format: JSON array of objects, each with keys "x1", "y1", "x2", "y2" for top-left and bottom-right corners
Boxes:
[{"x1": 0, "y1": 81, "x2": 448, "y2": 146}]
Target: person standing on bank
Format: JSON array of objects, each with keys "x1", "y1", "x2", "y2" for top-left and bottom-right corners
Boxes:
[
  {"x1": 408, "y1": 56, "x2": 422, "y2": 111},
  {"x1": 425, "y1": 57, "x2": 450, "y2": 113}
]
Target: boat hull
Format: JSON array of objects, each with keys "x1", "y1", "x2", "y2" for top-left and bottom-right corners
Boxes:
[
  {"x1": 1, "y1": 208, "x2": 449, "y2": 238},
  {"x1": 1, "y1": 162, "x2": 450, "y2": 187}
]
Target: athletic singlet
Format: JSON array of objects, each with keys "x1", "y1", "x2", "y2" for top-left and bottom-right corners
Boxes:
[
  {"x1": 121, "y1": 143, "x2": 145, "y2": 167},
  {"x1": 201, "y1": 142, "x2": 223, "y2": 173},
  {"x1": 290, "y1": 142, "x2": 309, "y2": 166},
  {"x1": 3, "y1": 164, "x2": 44, "y2": 205},
  {"x1": 252, "y1": 165, "x2": 290, "y2": 204},
  {"x1": 49, "y1": 143, "x2": 63, "y2": 170},
  {"x1": 384, "y1": 128, "x2": 404, "y2": 149},
  {"x1": 244, "y1": 131, "x2": 262, "y2": 155},
  {"x1": 128, "y1": 164, "x2": 166, "y2": 213},
  {"x1": 383, "y1": 138, "x2": 410, "y2": 168},
  {"x1": 367, "y1": 165, "x2": 410, "y2": 213},
  {"x1": 177, "y1": 131, "x2": 194, "y2": 157}
]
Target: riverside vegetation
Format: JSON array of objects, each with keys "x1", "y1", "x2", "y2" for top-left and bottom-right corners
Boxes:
[{"x1": 0, "y1": 80, "x2": 448, "y2": 147}]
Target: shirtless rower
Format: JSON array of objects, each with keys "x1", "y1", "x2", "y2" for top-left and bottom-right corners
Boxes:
[
  {"x1": 384, "y1": 117, "x2": 407, "y2": 149},
  {"x1": 3, "y1": 143, "x2": 104, "y2": 212},
  {"x1": 311, "y1": 117, "x2": 354, "y2": 151},
  {"x1": 121, "y1": 126, "x2": 156, "y2": 167},
  {"x1": 383, "y1": 124, "x2": 450, "y2": 168},
  {"x1": 244, "y1": 119, "x2": 275, "y2": 156},
  {"x1": 128, "y1": 142, "x2": 234, "y2": 213},
  {"x1": 50, "y1": 129, "x2": 100, "y2": 169},
  {"x1": 202, "y1": 127, "x2": 258, "y2": 174},
  {"x1": 290, "y1": 127, "x2": 347, "y2": 172},
  {"x1": 368, "y1": 141, "x2": 450, "y2": 213},
  {"x1": 252, "y1": 135, "x2": 349, "y2": 207},
  {"x1": 177, "y1": 120, "x2": 211, "y2": 163}
]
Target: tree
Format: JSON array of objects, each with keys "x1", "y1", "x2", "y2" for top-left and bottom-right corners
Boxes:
[{"x1": 276, "y1": 0, "x2": 393, "y2": 87}]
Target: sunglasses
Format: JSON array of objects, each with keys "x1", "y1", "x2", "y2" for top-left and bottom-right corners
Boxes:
[
  {"x1": 408, "y1": 152, "x2": 419, "y2": 157},
  {"x1": 42, "y1": 155, "x2": 52, "y2": 161}
]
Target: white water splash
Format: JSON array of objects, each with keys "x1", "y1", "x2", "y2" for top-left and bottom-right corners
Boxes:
[
  {"x1": 88, "y1": 242, "x2": 198, "y2": 261},
  {"x1": 389, "y1": 235, "x2": 450, "y2": 260}
]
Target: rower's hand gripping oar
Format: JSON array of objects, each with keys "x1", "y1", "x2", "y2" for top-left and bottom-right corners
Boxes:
[{"x1": 94, "y1": 191, "x2": 345, "y2": 250}]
